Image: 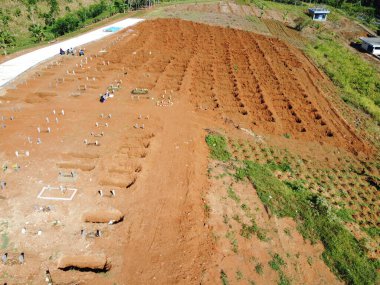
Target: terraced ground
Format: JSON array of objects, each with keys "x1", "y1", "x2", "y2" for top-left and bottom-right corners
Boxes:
[{"x1": 0, "y1": 18, "x2": 378, "y2": 284}]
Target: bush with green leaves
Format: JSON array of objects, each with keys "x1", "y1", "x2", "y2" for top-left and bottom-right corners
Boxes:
[
  {"x1": 29, "y1": 24, "x2": 46, "y2": 42},
  {"x1": 51, "y1": 13, "x2": 80, "y2": 36},
  {"x1": 50, "y1": 0, "x2": 108, "y2": 36}
]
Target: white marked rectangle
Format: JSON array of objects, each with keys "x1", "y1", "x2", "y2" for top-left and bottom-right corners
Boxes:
[{"x1": 37, "y1": 186, "x2": 77, "y2": 201}]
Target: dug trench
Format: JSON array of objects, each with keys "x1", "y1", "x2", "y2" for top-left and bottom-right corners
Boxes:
[{"x1": 0, "y1": 18, "x2": 376, "y2": 284}]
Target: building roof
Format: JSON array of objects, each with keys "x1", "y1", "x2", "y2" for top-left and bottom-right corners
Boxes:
[
  {"x1": 308, "y1": 7, "x2": 330, "y2": 14},
  {"x1": 360, "y1": 37, "x2": 380, "y2": 46}
]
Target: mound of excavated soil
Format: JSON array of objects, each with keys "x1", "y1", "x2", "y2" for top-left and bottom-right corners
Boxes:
[
  {"x1": 83, "y1": 208, "x2": 124, "y2": 223},
  {"x1": 58, "y1": 255, "x2": 111, "y2": 271},
  {"x1": 106, "y1": 18, "x2": 369, "y2": 154}
]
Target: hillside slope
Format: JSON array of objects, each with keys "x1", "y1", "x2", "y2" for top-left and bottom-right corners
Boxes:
[
  {"x1": 0, "y1": 0, "x2": 127, "y2": 54},
  {"x1": 0, "y1": 18, "x2": 378, "y2": 284}
]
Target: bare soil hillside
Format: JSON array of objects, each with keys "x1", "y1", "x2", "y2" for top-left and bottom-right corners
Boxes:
[{"x1": 0, "y1": 18, "x2": 377, "y2": 284}]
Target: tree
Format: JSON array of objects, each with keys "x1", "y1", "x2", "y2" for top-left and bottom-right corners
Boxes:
[
  {"x1": 29, "y1": 24, "x2": 46, "y2": 42},
  {"x1": 52, "y1": 14, "x2": 80, "y2": 36},
  {"x1": 114, "y1": 0, "x2": 129, "y2": 13},
  {"x1": 0, "y1": 28, "x2": 15, "y2": 55}
]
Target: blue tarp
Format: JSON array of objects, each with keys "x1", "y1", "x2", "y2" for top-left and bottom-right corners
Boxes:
[{"x1": 104, "y1": 27, "x2": 121, "y2": 32}]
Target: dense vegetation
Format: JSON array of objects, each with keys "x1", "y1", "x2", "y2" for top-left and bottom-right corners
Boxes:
[
  {"x1": 269, "y1": 0, "x2": 378, "y2": 15},
  {"x1": 306, "y1": 33, "x2": 380, "y2": 122},
  {"x1": 206, "y1": 134, "x2": 379, "y2": 285},
  {"x1": 0, "y1": 0, "x2": 158, "y2": 54},
  {"x1": 248, "y1": 0, "x2": 379, "y2": 32}
]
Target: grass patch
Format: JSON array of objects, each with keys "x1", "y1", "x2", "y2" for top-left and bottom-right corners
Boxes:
[
  {"x1": 1, "y1": 233, "x2": 9, "y2": 249},
  {"x1": 227, "y1": 187, "x2": 240, "y2": 203},
  {"x1": 240, "y1": 161, "x2": 378, "y2": 285},
  {"x1": 335, "y1": 208, "x2": 356, "y2": 222},
  {"x1": 204, "y1": 203, "x2": 211, "y2": 218},
  {"x1": 306, "y1": 34, "x2": 380, "y2": 122},
  {"x1": 205, "y1": 134, "x2": 231, "y2": 162},
  {"x1": 283, "y1": 180, "x2": 307, "y2": 193},
  {"x1": 268, "y1": 253, "x2": 291, "y2": 285},
  {"x1": 255, "y1": 263, "x2": 264, "y2": 275},
  {"x1": 269, "y1": 253, "x2": 286, "y2": 271},
  {"x1": 284, "y1": 227, "x2": 292, "y2": 237},
  {"x1": 206, "y1": 135, "x2": 378, "y2": 285},
  {"x1": 220, "y1": 269, "x2": 229, "y2": 285},
  {"x1": 266, "y1": 160, "x2": 292, "y2": 173},
  {"x1": 307, "y1": 256, "x2": 313, "y2": 266},
  {"x1": 363, "y1": 227, "x2": 380, "y2": 238},
  {"x1": 236, "y1": 270, "x2": 243, "y2": 281},
  {"x1": 240, "y1": 219, "x2": 267, "y2": 241},
  {"x1": 232, "y1": 214, "x2": 241, "y2": 223},
  {"x1": 278, "y1": 272, "x2": 291, "y2": 285},
  {"x1": 226, "y1": 231, "x2": 239, "y2": 253}
]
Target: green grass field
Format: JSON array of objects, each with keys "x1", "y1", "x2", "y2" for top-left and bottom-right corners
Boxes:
[{"x1": 306, "y1": 33, "x2": 380, "y2": 122}]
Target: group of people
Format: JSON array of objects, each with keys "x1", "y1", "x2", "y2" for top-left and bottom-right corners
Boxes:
[{"x1": 59, "y1": 47, "x2": 85, "y2": 56}]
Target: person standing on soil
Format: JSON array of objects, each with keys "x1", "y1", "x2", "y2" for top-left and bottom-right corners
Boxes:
[
  {"x1": 18, "y1": 252, "x2": 24, "y2": 264},
  {"x1": 1, "y1": 252, "x2": 7, "y2": 264},
  {"x1": 100, "y1": 94, "x2": 107, "y2": 103}
]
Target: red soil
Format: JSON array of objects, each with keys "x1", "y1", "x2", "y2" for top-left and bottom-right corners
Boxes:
[
  {"x1": 107, "y1": 19, "x2": 369, "y2": 155},
  {"x1": 0, "y1": 18, "x2": 371, "y2": 284}
]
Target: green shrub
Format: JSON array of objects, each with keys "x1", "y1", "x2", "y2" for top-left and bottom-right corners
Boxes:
[
  {"x1": 269, "y1": 253, "x2": 286, "y2": 271},
  {"x1": 227, "y1": 187, "x2": 240, "y2": 203}
]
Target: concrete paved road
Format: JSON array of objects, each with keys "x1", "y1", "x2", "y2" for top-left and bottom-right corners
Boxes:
[{"x1": 0, "y1": 18, "x2": 143, "y2": 87}]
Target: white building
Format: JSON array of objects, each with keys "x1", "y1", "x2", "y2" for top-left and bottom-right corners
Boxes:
[
  {"x1": 360, "y1": 37, "x2": 380, "y2": 55},
  {"x1": 308, "y1": 8, "x2": 330, "y2": 21}
]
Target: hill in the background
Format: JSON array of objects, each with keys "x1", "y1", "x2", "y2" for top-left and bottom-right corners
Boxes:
[{"x1": 0, "y1": 0, "x2": 129, "y2": 54}]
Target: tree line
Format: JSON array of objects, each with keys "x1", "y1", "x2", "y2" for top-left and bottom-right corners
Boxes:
[{"x1": 1, "y1": 0, "x2": 160, "y2": 54}]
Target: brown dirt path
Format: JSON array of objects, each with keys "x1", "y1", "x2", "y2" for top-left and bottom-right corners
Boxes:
[{"x1": 120, "y1": 101, "x2": 213, "y2": 284}]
